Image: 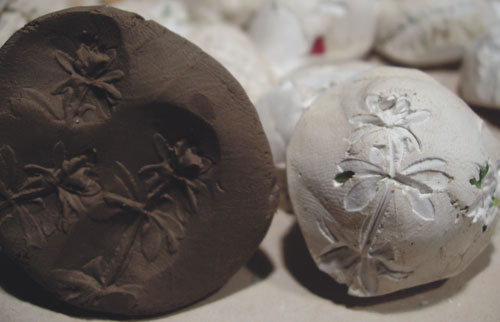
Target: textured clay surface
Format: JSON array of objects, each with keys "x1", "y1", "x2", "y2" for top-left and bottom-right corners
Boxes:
[{"x1": 0, "y1": 6, "x2": 278, "y2": 316}]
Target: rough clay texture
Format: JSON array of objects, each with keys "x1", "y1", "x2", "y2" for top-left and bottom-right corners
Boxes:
[
  {"x1": 287, "y1": 66, "x2": 500, "y2": 297},
  {"x1": 186, "y1": 23, "x2": 275, "y2": 104},
  {"x1": 255, "y1": 61, "x2": 375, "y2": 164},
  {"x1": 459, "y1": 24, "x2": 500, "y2": 109},
  {"x1": 0, "y1": 6, "x2": 278, "y2": 315},
  {"x1": 375, "y1": 0, "x2": 495, "y2": 67},
  {"x1": 247, "y1": 0, "x2": 377, "y2": 78}
]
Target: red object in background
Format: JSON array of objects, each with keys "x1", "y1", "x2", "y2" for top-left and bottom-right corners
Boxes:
[{"x1": 311, "y1": 36, "x2": 325, "y2": 55}]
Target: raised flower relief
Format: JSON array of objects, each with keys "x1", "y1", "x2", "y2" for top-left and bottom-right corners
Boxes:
[
  {"x1": 23, "y1": 141, "x2": 102, "y2": 232},
  {"x1": 52, "y1": 44, "x2": 124, "y2": 121},
  {"x1": 467, "y1": 162, "x2": 500, "y2": 227},
  {"x1": 49, "y1": 133, "x2": 213, "y2": 308},
  {"x1": 18, "y1": 41, "x2": 124, "y2": 124},
  {"x1": 0, "y1": 145, "x2": 48, "y2": 248},
  {"x1": 50, "y1": 255, "x2": 141, "y2": 309},
  {"x1": 138, "y1": 134, "x2": 212, "y2": 213},
  {"x1": 0, "y1": 142, "x2": 101, "y2": 248},
  {"x1": 100, "y1": 133, "x2": 212, "y2": 262},
  {"x1": 101, "y1": 160, "x2": 187, "y2": 262}
]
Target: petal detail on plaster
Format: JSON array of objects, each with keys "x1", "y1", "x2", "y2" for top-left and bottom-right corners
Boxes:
[
  {"x1": 408, "y1": 189, "x2": 435, "y2": 221},
  {"x1": 344, "y1": 176, "x2": 381, "y2": 212},
  {"x1": 339, "y1": 159, "x2": 384, "y2": 176}
]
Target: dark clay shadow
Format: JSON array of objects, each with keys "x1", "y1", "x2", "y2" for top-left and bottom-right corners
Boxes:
[
  {"x1": 282, "y1": 223, "x2": 493, "y2": 313},
  {"x1": 0, "y1": 247, "x2": 274, "y2": 321},
  {"x1": 160, "y1": 247, "x2": 274, "y2": 320},
  {"x1": 274, "y1": 167, "x2": 294, "y2": 214},
  {"x1": 246, "y1": 248, "x2": 275, "y2": 279},
  {"x1": 472, "y1": 106, "x2": 500, "y2": 128}
]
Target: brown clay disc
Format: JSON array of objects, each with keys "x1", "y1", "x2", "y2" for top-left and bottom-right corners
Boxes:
[{"x1": 0, "y1": 6, "x2": 278, "y2": 315}]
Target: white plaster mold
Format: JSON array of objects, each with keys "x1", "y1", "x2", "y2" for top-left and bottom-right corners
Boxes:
[
  {"x1": 0, "y1": 9, "x2": 26, "y2": 47},
  {"x1": 106, "y1": 0, "x2": 190, "y2": 36},
  {"x1": 255, "y1": 61, "x2": 374, "y2": 164},
  {"x1": 182, "y1": 0, "x2": 263, "y2": 26},
  {"x1": 459, "y1": 24, "x2": 500, "y2": 109},
  {"x1": 375, "y1": 0, "x2": 495, "y2": 67},
  {"x1": 186, "y1": 23, "x2": 275, "y2": 104},
  {"x1": 247, "y1": 0, "x2": 378, "y2": 78},
  {"x1": 287, "y1": 67, "x2": 500, "y2": 297}
]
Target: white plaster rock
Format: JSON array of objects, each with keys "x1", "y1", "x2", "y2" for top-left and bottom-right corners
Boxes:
[
  {"x1": 0, "y1": 0, "x2": 11, "y2": 12},
  {"x1": 287, "y1": 66, "x2": 500, "y2": 297},
  {"x1": 105, "y1": 0, "x2": 190, "y2": 36},
  {"x1": 256, "y1": 61, "x2": 375, "y2": 164},
  {"x1": 182, "y1": 0, "x2": 263, "y2": 27},
  {"x1": 488, "y1": 0, "x2": 500, "y2": 18},
  {"x1": 375, "y1": 0, "x2": 495, "y2": 67},
  {"x1": 186, "y1": 23, "x2": 275, "y2": 104},
  {"x1": 247, "y1": 0, "x2": 378, "y2": 78},
  {"x1": 0, "y1": 9, "x2": 26, "y2": 47},
  {"x1": 8, "y1": 0, "x2": 102, "y2": 20},
  {"x1": 459, "y1": 24, "x2": 500, "y2": 109}
]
